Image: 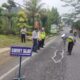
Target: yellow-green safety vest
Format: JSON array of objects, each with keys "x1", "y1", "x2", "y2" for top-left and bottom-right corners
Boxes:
[
  {"x1": 38, "y1": 32, "x2": 42, "y2": 40},
  {"x1": 67, "y1": 36, "x2": 74, "y2": 42},
  {"x1": 41, "y1": 32, "x2": 46, "y2": 39}
]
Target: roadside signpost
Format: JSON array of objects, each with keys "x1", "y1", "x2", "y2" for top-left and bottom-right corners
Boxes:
[{"x1": 10, "y1": 46, "x2": 32, "y2": 80}]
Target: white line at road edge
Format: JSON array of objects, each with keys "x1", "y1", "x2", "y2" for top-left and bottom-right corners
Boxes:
[
  {"x1": 0, "y1": 37, "x2": 56, "y2": 80},
  {"x1": 52, "y1": 50, "x2": 64, "y2": 63}
]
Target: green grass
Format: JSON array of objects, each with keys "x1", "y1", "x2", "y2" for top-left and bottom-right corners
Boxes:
[{"x1": 0, "y1": 35, "x2": 32, "y2": 48}]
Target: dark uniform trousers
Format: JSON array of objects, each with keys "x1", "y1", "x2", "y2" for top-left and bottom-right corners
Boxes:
[
  {"x1": 21, "y1": 34, "x2": 26, "y2": 43},
  {"x1": 41, "y1": 39, "x2": 45, "y2": 48},
  {"x1": 68, "y1": 42, "x2": 74, "y2": 55},
  {"x1": 38, "y1": 40, "x2": 42, "y2": 50},
  {"x1": 32, "y1": 39, "x2": 38, "y2": 52}
]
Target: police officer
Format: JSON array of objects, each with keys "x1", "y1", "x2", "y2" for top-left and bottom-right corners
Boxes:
[
  {"x1": 38, "y1": 29, "x2": 42, "y2": 50},
  {"x1": 41, "y1": 28, "x2": 46, "y2": 48},
  {"x1": 32, "y1": 28, "x2": 38, "y2": 52},
  {"x1": 20, "y1": 26, "x2": 27, "y2": 43},
  {"x1": 67, "y1": 30, "x2": 76, "y2": 55}
]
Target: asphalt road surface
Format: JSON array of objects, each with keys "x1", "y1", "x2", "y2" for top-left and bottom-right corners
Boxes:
[
  {"x1": 0, "y1": 35, "x2": 67, "y2": 80},
  {"x1": 23, "y1": 36, "x2": 66, "y2": 80},
  {"x1": 0, "y1": 27, "x2": 71, "y2": 80}
]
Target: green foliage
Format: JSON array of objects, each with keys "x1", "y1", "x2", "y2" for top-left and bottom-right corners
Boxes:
[
  {"x1": 61, "y1": 0, "x2": 80, "y2": 22},
  {"x1": 25, "y1": 0, "x2": 44, "y2": 26},
  {"x1": 0, "y1": 9, "x2": 19, "y2": 34},
  {"x1": 17, "y1": 10, "x2": 28, "y2": 31},
  {"x1": 47, "y1": 7, "x2": 60, "y2": 25},
  {"x1": 2, "y1": 3, "x2": 10, "y2": 9},
  {"x1": 0, "y1": 0, "x2": 60, "y2": 35},
  {"x1": 62, "y1": 17, "x2": 73, "y2": 25},
  {"x1": 46, "y1": 7, "x2": 60, "y2": 33},
  {"x1": 40, "y1": 13, "x2": 47, "y2": 27},
  {"x1": 0, "y1": 35, "x2": 32, "y2": 48},
  {"x1": 72, "y1": 20, "x2": 80, "y2": 30},
  {"x1": 1, "y1": 0, "x2": 17, "y2": 34}
]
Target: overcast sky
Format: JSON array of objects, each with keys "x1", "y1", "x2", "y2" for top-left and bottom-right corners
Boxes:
[{"x1": 0, "y1": 0, "x2": 70, "y2": 15}]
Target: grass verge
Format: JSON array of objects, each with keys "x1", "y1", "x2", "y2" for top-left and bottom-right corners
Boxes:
[{"x1": 0, "y1": 35, "x2": 32, "y2": 48}]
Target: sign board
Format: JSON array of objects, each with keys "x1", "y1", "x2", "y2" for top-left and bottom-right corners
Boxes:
[
  {"x1": 10, "y1": 46, "x2": 32, "y2": 56},
  {"x1": 50, "y1": 24, "x2": 58, "y2": 34}
]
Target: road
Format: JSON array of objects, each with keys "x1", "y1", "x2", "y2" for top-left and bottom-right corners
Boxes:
[
  {"x1": 22, "y1": 36, "x2": 66, "y2": 80},
  {"x1": 1, "y1": 27, "x2": 80, "y2": 80},
  {"x1": 0, "y1": 35, "x2": 67, "y2": 80}
]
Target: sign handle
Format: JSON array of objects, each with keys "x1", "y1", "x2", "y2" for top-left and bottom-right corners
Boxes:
[
  {"x1": 14, "y1": 56, "x2": 25, "y2": 80},
  {"x1": 18, "y1": 56, "x2": 22, "y2": 78}
]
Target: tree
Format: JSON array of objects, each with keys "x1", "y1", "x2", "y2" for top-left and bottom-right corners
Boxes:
[
  {"x1": 47, "y1": 7, "x2": 60, "y2": 25},
  {"x1": 17, "y1": 10, "x2": 28, "y2": 28},
  {"x1": 25, "y1": 0, "x2": 45, "y2": 26},
  {"x1": 40, "y1": 9, "x2": 48, "y2": 27},
  {"x1": 0, "y1": 7, "x2": 9, "y2": 34},
  {"x1": 62, "y1": 16, "x2": 73, "y2": 26},
  {"x1": 45, "y1": 7, "x2": 60, "y2": 33},
  {"x1": 61, "y1": 0, "x2": 80, "y2": 32},
  {"x1": 72, "y1": 20, "x2": 80, "y2": 30},
  {"x1": 47, "y1": 7, "x2": 60, "y2": 26},
  {"x1": 61, "y1": 0, "x2": 80, "y2": 20},
  {"x1": 2, "y1": 0, "x2": 17, "y2": 34},
  {"x1": 8, "y1": 0, "x2": 16, "y2": 7}
]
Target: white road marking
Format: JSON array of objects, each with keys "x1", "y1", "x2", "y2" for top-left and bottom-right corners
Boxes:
[
  {"x1": 0, "y1": 37, "x2": 56, "y2": 80},
  {"x1": 52, "y1": 50, "x2": 64, "y2": 63},
  {"x1": 0, "y1": 58, "x2": 29, "y2": 80}
]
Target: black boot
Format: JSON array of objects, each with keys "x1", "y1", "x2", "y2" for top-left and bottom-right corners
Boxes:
[{"x1": 68, "y1": 51, "x2": 71, "y2": 55}]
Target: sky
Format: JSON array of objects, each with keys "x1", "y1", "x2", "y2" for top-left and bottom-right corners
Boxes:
[{"x1": 0, "y1": 0, "x2": 70, "y2": 15}]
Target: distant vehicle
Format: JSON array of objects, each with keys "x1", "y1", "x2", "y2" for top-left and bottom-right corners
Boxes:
[{"x1": 50, "y1": 24, "x2": 59, "y2": 34}]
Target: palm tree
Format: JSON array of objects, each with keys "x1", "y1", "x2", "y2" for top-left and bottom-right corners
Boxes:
[
  {"x1": 25, "y1": 0, "x2": 45, "y2": 26},
  {"x1": 2, "y1": 0, "x2": 17, "y2": 34},
  {"x1": 2, "y1": 0, "x2": 16, "y2": 12},
  {"x1": 8, "y1": 0, "x2": 16, "y2": 7}
]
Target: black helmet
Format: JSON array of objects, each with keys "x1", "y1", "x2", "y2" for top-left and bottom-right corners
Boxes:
[{"x1": 70, "y1": 30, "x2": 73, "y2": 33}]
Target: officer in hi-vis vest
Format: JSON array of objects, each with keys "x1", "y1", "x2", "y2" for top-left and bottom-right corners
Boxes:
[
  {"x1": 67, "y1": 30, "x2": 76, "y2": 55},
  {"x1": 38, "y1": 29, "x2": 42, "y2": 50},
  {"x1": 41, "y1": 28, "x2": 46, "y2": 48}
]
